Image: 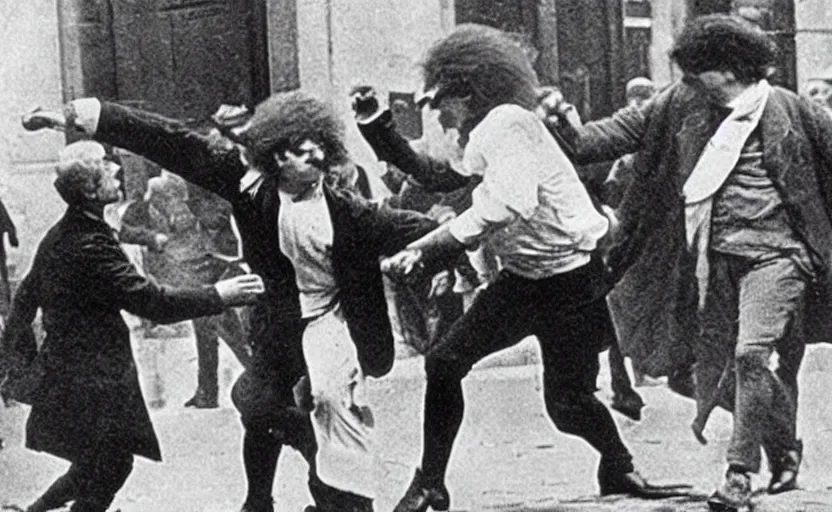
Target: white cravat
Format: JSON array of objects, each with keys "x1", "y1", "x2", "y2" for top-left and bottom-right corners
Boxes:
[{"x1": 683, "y1": 80, "x2": 771, "y2": 307}]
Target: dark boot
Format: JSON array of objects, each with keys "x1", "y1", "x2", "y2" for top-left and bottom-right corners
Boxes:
[
  {"x1": 184, "y1": 388, "x2": 219, "y2": 409},
  {"x1": 26, "y1": 467, "x2": 83, "y2": 512},
  {"x1": 598, "y1": 460, "x2": 692, "y2": 499},
  {"x1": 707, "y1": 467, "x2": 751, "y2": 511},
  {"x1": 610, "y1": 389, "x2": 645, "y2": 421},
  {"x1": 239, "y1": 497, "x2": 274, "y2": 512},
  {"x1": 392, "y1": 468, "x2": 450, "y2": 512},
  {"x1": 768, "y1": 439, "x2": 802, "y2": 494},
  {"x1": 189, "y1": 318, "x2": 220, "y2": 408},
  {"x1": 68, "y1": 499, "x2": 109, "y2": 512}
]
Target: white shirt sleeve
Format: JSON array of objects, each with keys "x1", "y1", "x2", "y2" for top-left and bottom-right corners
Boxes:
[
  {"x1": 448, "y1": 107, "x2": 570, "y2": 245},
  {"x1": 70, "y1": 98, "x2": 103, "y2": 135}
]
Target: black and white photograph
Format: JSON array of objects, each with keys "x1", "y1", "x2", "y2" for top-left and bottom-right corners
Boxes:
[{"x1": 2, "y1": 1, "x2": 832, "y2": 511}]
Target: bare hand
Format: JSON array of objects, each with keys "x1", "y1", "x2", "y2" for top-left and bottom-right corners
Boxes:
[
  {"x1": 350, "y1": 85, "x2": 382, "y2": 122},
  {"x1": 426, "y1": 204, "x2": 457, "y2": 224},
  {"x1": 214, "y1": 274, "x2": 265, "y2": 306},
  {"x1": 597, "y1": 204, "x2": 621, "y2": 252},
  {"x1": 380, "y1": 249, "x2": 424, "y2": 284},
  {"x1": 21, "y1": 106, "x2": 67, "y2": 132},
  {"x1": 211, "y1": 104, "x2": 251, "y2": 128},
  {"x1": 151, "y1": 233, "x2": 169, "y2": 252},
  {"x1": 427, "y1": 270, "x2": 452, "y2": 299}
]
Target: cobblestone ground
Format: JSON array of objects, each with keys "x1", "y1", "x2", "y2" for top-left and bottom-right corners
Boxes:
[{"x1": 2, "y1": 326, "x2": 832, "y2": 512}]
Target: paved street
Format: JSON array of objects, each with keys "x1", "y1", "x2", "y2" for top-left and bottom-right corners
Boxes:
[{"x1": 2, "y1": 328, "x2": 832, "y2": 512}]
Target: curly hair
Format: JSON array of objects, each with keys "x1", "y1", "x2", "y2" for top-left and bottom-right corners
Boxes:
[
  {"x1": 54, "y1": 141, "x2": 107, "y2": 205},
  {"x1": 54, "y1": 159, "x2": 105, "y2": 205},
  {"x1": 670, "y1": 14, "x2": 778, "y2": 83},
  {"x1": 243, "y1": 91, "x2": 348, "y2": 175},
  {"x1": 421, "y1": 24, "x2": 539, "y2": 125}
]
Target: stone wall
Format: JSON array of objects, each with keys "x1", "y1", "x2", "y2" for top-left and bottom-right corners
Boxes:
[
  {"x1": 795, "y1": 0, "x2": 832, "y2": 92},
  {"x1": 0, "y1": 0, "x2": 66, "y2": 279},
  {"x1": 285, "y1": 0, "x2": 455, "y2": 174}
]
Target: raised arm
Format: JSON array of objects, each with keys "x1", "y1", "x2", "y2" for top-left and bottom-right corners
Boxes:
[
  {"x1": 352, "y1": 87, "x2": 473, "y2": 193},
  {"x1": 25, "y1": 100, "x2": 248, "y2": 201},
  {"x1": 557, "y1": 103, "x2": 649, "y2": 165}
]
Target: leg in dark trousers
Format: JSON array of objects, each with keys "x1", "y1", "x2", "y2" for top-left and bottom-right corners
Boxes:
[
  {"x1": 186, "y1": 315, "x2": 221, "y2": 408},
  {"x1": 608, "y1": 341, "x2": 645, "y2": 421},
  {"x1": 68, "y1": 451, "x2": 133, "y2": 512},
  {"x1": 27, "y1": 448, "x2": 133, "y2": 512},
  {"x1": 537, "y1": 298, "x2": 633, "y2": 474},
  {"x1": 26, "y1": 464, "x2": 86, "y2": 512},
  {"x1": 395, "y1": 259, "x2": 686, "y2": 512},
  {"x1": 233, "y1": 312, "x2": 353, "y2": 511},
  {"x1": 219, "y1": 307, "x2": 252, "y2": 369}
]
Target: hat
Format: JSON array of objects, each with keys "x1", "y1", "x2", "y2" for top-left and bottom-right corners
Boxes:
[
  {"x1": 625, "y1": 77, "x2": 656, "y2": 100},
  {"x1": 809, "y1": 65, "x2": 832, "y2": 83}
]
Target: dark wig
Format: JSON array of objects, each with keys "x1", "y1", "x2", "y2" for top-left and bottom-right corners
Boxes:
[
  {"x1": 243, "y1": 91, "x2": 349, "y2": 175},
  {"x1": 670, "y1": 14, "x2": 778, "y2": 83},
  {"x1": 421, "y1": 24, "x2": 539, "y2": 125}
]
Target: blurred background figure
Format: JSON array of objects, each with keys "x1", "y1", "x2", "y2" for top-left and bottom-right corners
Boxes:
[
  {"x1": 603, "y1": 77, "x2": 663, "y2": 421},
  {"x1": 804, "y1": 66, "x2": 832, "y2": 117},
  {"x1": 121, "y1": 172, "x2": 251, "y2": 409},
  {"x1": 0, "y1": 196, "x2": 19, "y2": 322}
]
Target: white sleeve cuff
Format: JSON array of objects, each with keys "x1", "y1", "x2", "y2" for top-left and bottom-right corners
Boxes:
[
  {"x1": 70, "y1": 98, "x2": 102, "y2": 134},
  {"x1": 447, "y1": 209, "x2": 491, "y2": 245},
  {"x1": 355, "y1": 108, "x2": 388, "y2": 125}
]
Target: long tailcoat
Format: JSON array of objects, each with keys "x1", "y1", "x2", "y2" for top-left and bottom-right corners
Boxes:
[
  {"x1": 564, "y1": 82, "x2": 832, "y2": 377},
  {"x1": 2, "y1": 207, "x2": 225, "y2": 462},
  {"x1": 92, "y1": 101, "x2": 437, "y2": 378}
]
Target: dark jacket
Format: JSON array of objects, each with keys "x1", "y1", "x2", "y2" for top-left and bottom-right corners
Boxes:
[
  {"x1": 0, "y1": 198, "x2": 17, "y2": 316},
  {"x1": 561, "y1": 82, "x2": 832, "y2": 374},
  {"x1": 1, "y1": 207, "x2": 224, "y2": 462},
  {"x1": 358, "y1": 110, "x2": 475, "y2": 194},
  {"x1": 92, "y1": 101, "x2": 437, "y2": 377}
]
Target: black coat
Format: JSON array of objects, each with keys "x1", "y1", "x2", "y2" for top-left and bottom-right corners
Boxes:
[
  {"x1": 92, "y1": 101, "x2": 437, "y2": 377},
  {"x1": 563, "y1": 83, "x2": 832, "y2": 375},
  {"x1": 2, "y1": 207, "x2": 224, "y2": 462}
]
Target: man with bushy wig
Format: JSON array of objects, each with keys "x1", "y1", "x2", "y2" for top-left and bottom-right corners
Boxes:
[
  {"x1": 24, "y1": 90, "x2": 437, "y2": 512},
  {"x1": 381, "y1": 24, "x2": 691, "y2": 512}
]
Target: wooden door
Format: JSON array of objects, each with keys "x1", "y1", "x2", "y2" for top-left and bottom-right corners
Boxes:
[{"x1": 109, "y1": 0, "x2": 270, "y2": 119}]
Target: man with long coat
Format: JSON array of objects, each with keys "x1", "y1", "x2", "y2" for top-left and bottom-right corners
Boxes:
[
  {"x1": 554, "y1": 15, "x2": 832, "y2": 510},
  {"x1": 0, "y1": 140, "x2": 262, "y2": 512}
]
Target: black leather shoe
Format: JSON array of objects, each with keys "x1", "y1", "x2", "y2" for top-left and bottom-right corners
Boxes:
[
  {"x1": 707, "y1": 468, "x2": 751, "y2": 511},
  {"x1": 599, "y1": 469, "x2": 692, "y2": 499},
  {"x1": 610, "y1": 391, "x2": 645, "y2": 421},
  {"x1": 768, "y1": 439, "x2": 802, "y2": 495},
  {"x1": 239, "y1": 497, "x2": 274, "y2": 512},
  {"x1": 393, "y1": 468, "x2": 450, "y2": 512},
  {"x1": 184, "y1": 390, "x2": 218, "y2": 409}
]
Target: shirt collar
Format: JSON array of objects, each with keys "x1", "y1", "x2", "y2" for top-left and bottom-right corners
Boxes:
[
  {"x1": 239, "y1": 168, "x2": 264, "y2": 196},
  {"x1": 278, "y1": 177, "x2": 325, "y2": 203}
]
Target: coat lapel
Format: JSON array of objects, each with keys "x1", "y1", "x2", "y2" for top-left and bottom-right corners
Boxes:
[
  {"x1": 674, "y1": 108, "x2": 721, "y2": 186},
  {"x1": 760, "y1": 91, "x2": 793, "y2": 181}
]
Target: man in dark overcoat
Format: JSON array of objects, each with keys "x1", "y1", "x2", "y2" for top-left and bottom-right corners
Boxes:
[
  {"x1": 0, "y1": 140, "x2": 263, "y2": 512},
  {"x1": 552, "y1": 14, "x2": 832, "y2": 511}
]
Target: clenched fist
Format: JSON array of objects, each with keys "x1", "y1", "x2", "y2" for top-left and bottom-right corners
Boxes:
[{"x1": 350, "y1": 85, "x2": 383, "y2": 123}]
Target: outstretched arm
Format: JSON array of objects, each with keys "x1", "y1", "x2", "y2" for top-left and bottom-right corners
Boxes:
[
  {"x1": 352, "y1": 87, "x2": 472, "y2": 193},
  {"x1": 23, "y1": 100, "x2": 248, "y2": 201}
]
